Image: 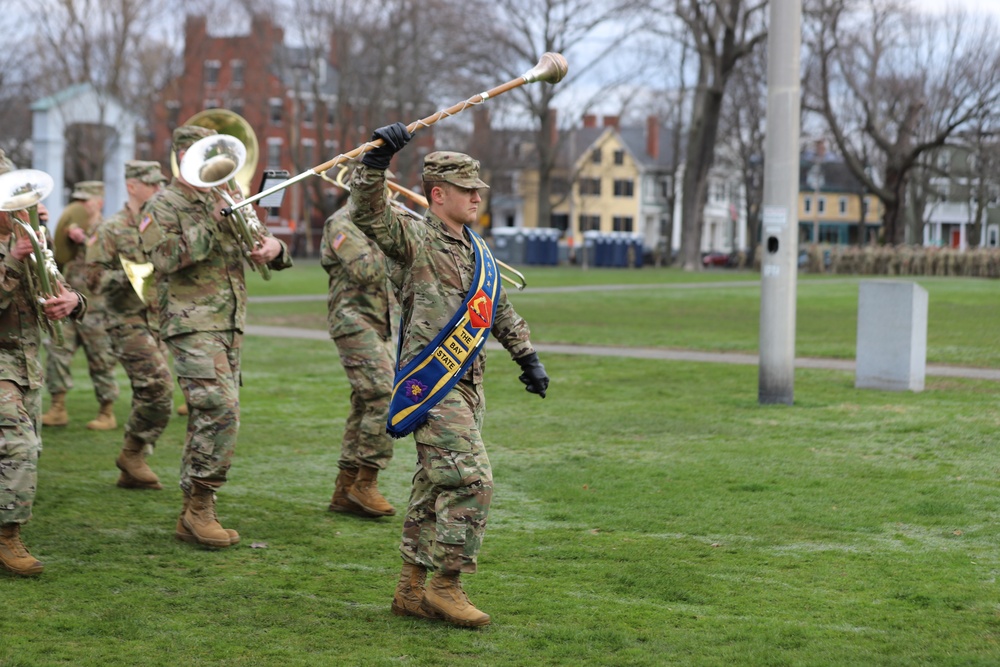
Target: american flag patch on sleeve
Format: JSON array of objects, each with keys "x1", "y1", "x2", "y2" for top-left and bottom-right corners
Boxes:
[
  {"x1": 332, "y1": 231, "x2": 346, "y2": 250},
  {"x1": 139, "y1": 215, "x2": 152, "y2": 232}
]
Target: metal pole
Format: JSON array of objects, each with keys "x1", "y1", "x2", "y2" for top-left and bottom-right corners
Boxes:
[{"x1": 758, "y1": 0, "x2": 801, "y2": 405}]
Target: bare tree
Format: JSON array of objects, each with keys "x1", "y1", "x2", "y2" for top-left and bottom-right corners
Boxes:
[
  {"x1": 0, "y1": 9, "x2": 34, "y2": 167},
  {"x1": 719, "y1": 33, "x2": 767, "y2": 261},
  {"x1": 18, "y1": 0, "x2": 180, "y2": 184},
  {"x1": 480, "y1": 0, "x2": 648, "y2": 230},
  {"x1": 804, "y1": 0, "x2": 1000, "y2": 245}
]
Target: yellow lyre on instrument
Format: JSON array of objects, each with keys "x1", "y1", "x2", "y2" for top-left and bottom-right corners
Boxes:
[
  {"x1": 174, "y1": 109, "x2": 272, "y2": 280},
  {"x1": 0, "y1": 168, "x2": 65, "y2": 344}
]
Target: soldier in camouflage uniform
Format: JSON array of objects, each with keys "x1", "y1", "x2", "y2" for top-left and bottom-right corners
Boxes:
[
  {"x1": 350, "y1": 123, "x2": 549, "y2": 628},
  {"x1": 42, "y1": 181, "x2": 120, "y2": 430},
  {"x1": 0, "y1": 151, "x2": 87, "y2": 575},
  {"x1": 321, "y1": 204, "x2": 400, "y2": 517},
  {"x1": 85, "y1": 161, "x2": 173, "y2": 491},
  {"x1": 140, "y1": 125, "x2": 292, "y2": 549}
]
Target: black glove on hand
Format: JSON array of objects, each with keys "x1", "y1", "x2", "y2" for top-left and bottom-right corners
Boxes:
[
  {"x1": 516, "y1": 352, "x2": 549, "y2": 398},
  {"x1": 360, "y1": 122, "x2": 412, "y2": 170}
]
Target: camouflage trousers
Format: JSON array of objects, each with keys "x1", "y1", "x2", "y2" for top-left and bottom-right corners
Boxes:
[
  {"x1": 109, "y1": 324, "x2": 173, "y2": 446},
  {"x1": 44, "y1": 309, "x2": 119, "y2": 404},
  {"x1": 400, "y1": 380, "x2": 493, "y2": 575},
  {"x1": 167, "y1": 331, "x2": 241, "y2": 494},
  {"x1": 333, "y1": 329, "x2": 395, "y2": 471},
  {"x1": 0, "y1": 381, "x2": 42, "y2": 525}
]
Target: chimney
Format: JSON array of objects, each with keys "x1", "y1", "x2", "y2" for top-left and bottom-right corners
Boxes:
[
  {"x1": 583, "y1": 114, "x2": 597, "y2": 128},
  {"x1": 815, "y1": 139, "x2": 826, "y2": 160},
  {"x1": 646, "y1": 116, "x2": 660, "y2": 160},
  {"x1": 603, "y1": 115, "x2": 620, "y2": 129}
]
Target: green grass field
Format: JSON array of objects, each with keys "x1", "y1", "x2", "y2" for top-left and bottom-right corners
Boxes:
[{"x1": 2, "y1": 265, "x2": 998, "y2": 666}]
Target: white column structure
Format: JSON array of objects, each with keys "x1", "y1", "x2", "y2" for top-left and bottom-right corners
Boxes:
[{"x1": 31, "y1": 83, "x2": 137, "y2": 227}]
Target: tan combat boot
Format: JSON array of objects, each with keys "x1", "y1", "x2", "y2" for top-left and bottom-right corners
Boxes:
[
  {"x1": 328, "y1": 467, "x2": 366, "y2": 515},
  {"x1": 115, "y1": 436, "x2": 162, "y2": 490},
  {"x1": 422, "y1": 572, "x2": 491, "y2": 627},
  {"x1": 175, "y1": 495, "x2": 240, "y2": 546},
  {"x1": 181, "y1": 486, "x2": 235, "y2": 548},
  {"x1": 86, "y1": 401, "x2": 117, "y2": 431},
  {"x1": 41, "y1": 392, "x2": 68, "y2": 427},
  {"x1": 0, "y1": 524, "x2": 44, "y2": 576},
  {"x1": 176, "y1": 402, "x2": 189, "y2": 416},
  {"x1": 347, "y1": 466, "x2": 396, "y2": 517},
  {"x1": 391, "y1": 562, "x2": 441, "y2": 620}
]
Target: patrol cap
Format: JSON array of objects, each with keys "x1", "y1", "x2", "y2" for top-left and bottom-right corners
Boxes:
[
  {"x1": 71, "y1": 180, "x2": 105, "y2": 200},
  {"x1": 172, "y1": 125, "x2": 217, "y2": 153},
  {"x1": 0, "y1": 149, "x2": 14, "y2": 176},
  {"x1": 422, "y1": 151, "x2": 489, "y2": 190},
  {"x1": 125, "y1": 160, "x2": 168, "y2": 185}
]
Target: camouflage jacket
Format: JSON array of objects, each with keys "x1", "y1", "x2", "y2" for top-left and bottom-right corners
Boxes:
[
  {"x1": 320, "y1": 206, "x2": 397, "y2": 340},
  {"x1": 349, "y1": 165, "x2": 533, "y2": 384},
  {"x1": 85, "y1": 205, "x2": 158, "y2": 330},
  {"x1": 139, "y1": 179, "x2": 292, "y2": 339},
  {"x1": 0, "y1": 236, "x2": 87, "y2": 389}
]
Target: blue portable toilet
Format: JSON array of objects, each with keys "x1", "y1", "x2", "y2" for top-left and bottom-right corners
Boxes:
[{"x1": 611, "y1": 234, "x2": 627, "y2": 267}]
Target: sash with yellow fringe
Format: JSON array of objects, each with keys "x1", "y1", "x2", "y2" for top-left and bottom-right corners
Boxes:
[{"x1": 386, "y1": 228, "x2": 500, "y2": 438}]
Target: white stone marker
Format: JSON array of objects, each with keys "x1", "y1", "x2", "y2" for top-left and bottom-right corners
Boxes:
[{"x1": 855, "y1": 281, "x2": 928, "y2": 392}]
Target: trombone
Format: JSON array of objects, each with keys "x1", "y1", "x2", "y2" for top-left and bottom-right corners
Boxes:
[
  {"x1": 0, "y1": 169, "x2": 64, "y2": 344},
  {"x1": 325, "y1": 165, "x2": 527, "y2": 291},
  {"x1": 178, "y1": 134, "x2": 272, "y2": 280}
]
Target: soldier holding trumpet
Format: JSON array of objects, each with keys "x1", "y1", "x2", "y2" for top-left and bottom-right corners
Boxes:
[
  {"x1": 0, "y1": 152, "x2": 86, "y2": 576},
  {"x1": 140, "y1": 125, "x2": 291, "y2": 549}
]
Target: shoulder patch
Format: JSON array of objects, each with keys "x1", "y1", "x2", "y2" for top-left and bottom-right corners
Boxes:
[{"x1": 332, "y1": 231, "x2": 346, "y2": 250}]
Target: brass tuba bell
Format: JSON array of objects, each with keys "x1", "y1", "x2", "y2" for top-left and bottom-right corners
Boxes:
[{"x1": 170, "y1": 108, "x2": 259, "y2": 194}]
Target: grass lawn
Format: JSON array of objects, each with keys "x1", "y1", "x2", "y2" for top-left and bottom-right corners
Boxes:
[{"x1": 1, "y1": 266, "x2": 998, "y2": 666}]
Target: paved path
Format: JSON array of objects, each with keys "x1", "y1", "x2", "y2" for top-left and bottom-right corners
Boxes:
[{"x1": 244, "y1": 324, "x2": 1000, "y2": 382}]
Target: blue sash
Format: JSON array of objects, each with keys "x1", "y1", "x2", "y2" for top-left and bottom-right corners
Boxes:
[{"x1": 386, "y1": 227, "x2": 500, "y2": 438}]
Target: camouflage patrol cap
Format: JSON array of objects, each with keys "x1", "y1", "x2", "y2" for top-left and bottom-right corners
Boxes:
[
  {"x1": 0, "y1": 149, "x2": 14, "y2": 176},
  {"x1": 172, "y1": 125, "x2": 218, "y2": 153},
  {"x1": 422, "y1": 151, "x2": 489, "y2": 190},
  {"x1": 71, "y1": 180, "x2": 105, "y2": 200},
  {"x1": 125, "y1": 160, "x2": 168, "y2": 185}
]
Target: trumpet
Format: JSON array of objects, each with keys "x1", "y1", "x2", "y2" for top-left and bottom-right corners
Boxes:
[
  {"x1": 325, "y1": 165, "x2": 527, "y2": 291},
  {"x1": 0, "y1": 169, "x2": 65, "y2": 344},
  {"x1": 178, "y1": 133, "x2": 272, "y2": 280},
  {"x1": 222, "y1": 52, "x2": 568, "y2": 217}
]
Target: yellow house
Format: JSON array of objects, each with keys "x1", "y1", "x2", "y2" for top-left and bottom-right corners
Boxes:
[{"x1": 798, "y1": 160, "x2": 883, "y2": 245}]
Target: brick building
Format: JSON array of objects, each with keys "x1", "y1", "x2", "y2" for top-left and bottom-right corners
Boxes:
[{"x1": 144, "y1": 14, "x2": 431, "y2": 255}]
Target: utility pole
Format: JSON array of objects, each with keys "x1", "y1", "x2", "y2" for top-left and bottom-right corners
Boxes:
[{"x1": 758, "y1": 0, "x2": 801, "y2": 405}]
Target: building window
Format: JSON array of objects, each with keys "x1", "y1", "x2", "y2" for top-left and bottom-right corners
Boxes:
[
  {"x1": 204, "y1": 60, "x2": 220, "y2": 86},
  {"x1": 301, "y1": 139, "x2": 315, "y2": 167},
  {"x1": 266, "y1": 139, "x2": 283, "y2": 169},
  {"x1": 988, "y1": 225, "x2": 998, "y2": 247},
  {"x1": 302, "y1": 99, "x2": 315, "y2": 126},
  {"x1": 269, "y1": 98, "x2": 283, "y2": 125},
  {"x1": 551, "y1": 177, "x2": 569, "y2": 196},
  {"x1": 613, "y1": 179, "x2": 634, "y2": 197},
  {"x1": 579, "y1": 178, "x2": 601, "y2": 196},
  {"x1": 817, "y1": 197, "x2": 826, "y2": 214},
  {"x1": 325, "y1": 103, "x2": 335, "y2": 127},
  {"x1": 804, "y1": 197, "x2": 812, "y2": 214},
  {"x1": 203, "y1": 98, "x2": 220, "y2": 109},
  {"x1": 612, "y1": 216, "x2": 633, "y2": 232},
  {"x1": 166, "y1": 101, "x2": 180, "y2": 129},
  {"x1": 613, "y1": 149, "x2": 625, "y2": 165},
  {"x1": 231, "y1": 60, "x2": 244, "y2": 87},
  {"x1": 230, "y1": 99, "x2": 244, "y2": 118},
  {"x1": 591, "y1": 149, "x2": 601, "y2": 164},
  {"x1": 579, "y1": 214, "x2": 600, "y2": 231},
  {"x1": 839, "y1": 197, "x2": 847, "y2": 215},
  {"x1": 551, "y1": 214, "x2": 569, "y2": 231},
  {"x1": 658, "y1": 177, "x2": 670, "y2": 200}
]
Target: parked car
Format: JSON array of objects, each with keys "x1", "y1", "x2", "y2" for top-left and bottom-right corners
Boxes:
[{"x1": 701, "y1": 251, "x2": 733, "y2": 268}]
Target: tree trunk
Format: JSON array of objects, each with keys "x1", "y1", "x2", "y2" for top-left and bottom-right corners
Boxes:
[{"x1": 679, "y1": 85, "x2": 725, "y2": 270}]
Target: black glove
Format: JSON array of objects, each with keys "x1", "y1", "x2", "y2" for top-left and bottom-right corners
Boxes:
[
  {"x1": 516, "y1": 352, "x2": 548, "y2": 398},
  {"x1": 361, "y1": 122, "x2": 412, "y2": 170}
]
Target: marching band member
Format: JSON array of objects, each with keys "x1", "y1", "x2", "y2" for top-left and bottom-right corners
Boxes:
[
  {"x1": 139, "y1": 125, "x2": 291, "y2": 549},
  {"x1": 0, "y1": 152, "x2": 86, "y2": 576},
  {"x1": 85, "y1": 161, "x2": 173, "y2": 491},
  {"x1": 350, "y1": 124, "x2": 549, "y2": 628}
]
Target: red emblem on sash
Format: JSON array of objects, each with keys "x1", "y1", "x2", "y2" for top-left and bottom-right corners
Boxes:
[{"x1": 467, "y1": 289, "x2": 493, "y2": 329}]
